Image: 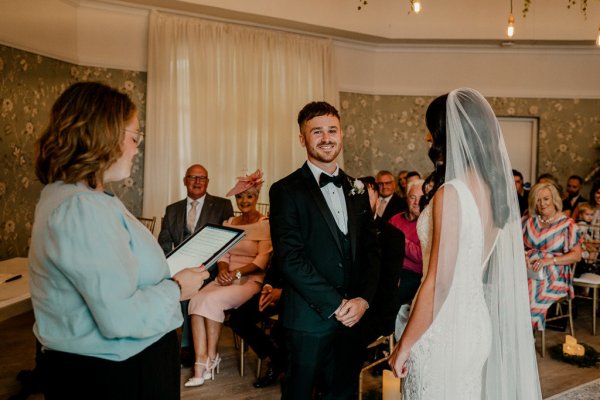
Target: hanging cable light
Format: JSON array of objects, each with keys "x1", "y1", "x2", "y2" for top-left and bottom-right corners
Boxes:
[
  {"x1": 413, "y1": 0, "x2": 422, "y2": 13},
  {"x1": 506, "y1": 0, "x2": 515, "y2": 38}
]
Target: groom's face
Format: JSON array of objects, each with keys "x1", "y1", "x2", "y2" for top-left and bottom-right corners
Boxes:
[{"x1": 299, "y1": 114, "x2": 342, "y2": 168}]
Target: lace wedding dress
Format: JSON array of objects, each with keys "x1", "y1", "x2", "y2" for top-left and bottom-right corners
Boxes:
[
  {"x1": 395, "y1": 88, "x2": 540, "y2": 400},
  {"x1": 402, "y1": 180, "x2": 492, "y2": 399}
]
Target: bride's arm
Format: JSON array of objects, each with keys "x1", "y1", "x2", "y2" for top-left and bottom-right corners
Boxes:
[{"x1": 389, "y1": 187, "x2": 444, "y2": 377}]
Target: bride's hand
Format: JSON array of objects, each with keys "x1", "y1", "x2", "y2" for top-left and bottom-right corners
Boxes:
[{"x1": 388, "y1": 343, "x2": 410, "y2": 378}]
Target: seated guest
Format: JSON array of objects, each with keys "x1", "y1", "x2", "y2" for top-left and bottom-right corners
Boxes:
[
  {"x1": 577, "y1": 203, "x2": 599, "y2": 267},
  {"x1": 572, "y1": 180, "x2": 600, "y2": 224},
  {"x1": 536, "y1": 172, "x2": 562, "y2": 194},
  {"x1": 523, "y1": 182, "x2": 582, "y2": 331},
  {"x1": 389, "y1": 179, "x2": 425, "y2": 306},
  {"x1": 358, "y1": 176, "x2": 378, "y2": 215},
  {"x1": 158, "y1": 164, "x2": 234, "y2": 255},
  {"x1": 513, "y1": 169, "x2": 529, "y2": 216},
  {"x1": 405, "y1": 170, "x2": 421, "y2": 186},
  {"x1": 359, "y1": 221, "x2": 405, "y2": 347},
  {"x1": 229, "y1": 260, "x2": 285, "y2": 389},
  {"x1": 185, "y1": 170, "x2": 272, "y2": 387},
  {"x1": 158, "y1": 163, "x2": 234, "y2": 356},
  {"x1": 562, "y1": 175, "x2": 586, "y2": 217},
  {"x1": 375, "y1": 170, "x2": 407, "y2": 223},
  {"x1": 397, "y1": 170, "x2": 408, "y2": 198},
  {"x1": 29, "y1": 82, "x2": 208, "y2": 399}
]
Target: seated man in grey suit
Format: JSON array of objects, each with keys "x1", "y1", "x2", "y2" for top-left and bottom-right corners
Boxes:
[
  {"x1": 158, "y1": 163, "x2": 234, "y2": 254},
  {"x1": 158, "y1": 163, "x2": 234, "y2": 361},
  {"x1": 375, "y1": 170, "x2": 407, "y2": 224}
]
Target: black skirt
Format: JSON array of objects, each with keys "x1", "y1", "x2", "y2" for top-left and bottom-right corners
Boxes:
[{"x1": 39, "y1": 330, "x2": 180, "y2": 400}]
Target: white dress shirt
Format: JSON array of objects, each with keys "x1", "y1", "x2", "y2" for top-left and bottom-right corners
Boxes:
[{"x1": 306, "y1": 161, "x2": 348, "y2": 234}]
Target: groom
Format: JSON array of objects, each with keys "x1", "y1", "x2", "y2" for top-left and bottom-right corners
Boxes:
[{"x1": 269, "y1": 101, "x2": 380, "y2": 399}]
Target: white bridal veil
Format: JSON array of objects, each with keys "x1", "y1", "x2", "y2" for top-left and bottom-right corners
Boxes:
[{"x1": 434, "y1": 88, "x2": 542, "y2": 399}]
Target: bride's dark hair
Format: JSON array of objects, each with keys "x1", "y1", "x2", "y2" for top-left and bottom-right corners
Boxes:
[
  {"x1": 420, "y1": 94, "x2": 448, "y2": 210},
  {"x1": 420, "y1": 92, "x2": 510, "y2": 227}
]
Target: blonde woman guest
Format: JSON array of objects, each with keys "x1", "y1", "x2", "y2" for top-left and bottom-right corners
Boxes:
[
  {"x1": 523, "y1": 182, "x2": 583, "y2": 330},
  {"x1": 29, "y1": 82, "x2": 208, "y2": 400},
  {"x1": 185, "y1": 170, "x2": 272, "y2": 387}
]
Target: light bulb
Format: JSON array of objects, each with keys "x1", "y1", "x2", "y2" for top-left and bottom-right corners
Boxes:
[
  {"x1": 507, "y1": 14, "x2": 515, "y2": 38},
  {"x1": 597, "y1": 26, "x2": 600, "y2": 47},
  {"x1": 413, "y1": 1, "x2": 422, "y2": 13}
]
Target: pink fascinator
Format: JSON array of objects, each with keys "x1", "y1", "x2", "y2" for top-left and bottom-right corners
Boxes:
[{"x1": 226, "y1": 169, "x2": 264, "y2": 197}]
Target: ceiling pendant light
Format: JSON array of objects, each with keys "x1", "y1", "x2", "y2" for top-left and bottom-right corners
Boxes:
[
  {"x1": 596, "y1": 25, "x2": 600, "y2": 47},
  {"x1": 413, "y1": 0, "x2": 422, "y2": 13},
  {"x1": 507, "y1": 14, "x2": 515, "y2": 38},
  {"x1": 506, "y1": 0, "x2": 515, "y2": 38}
]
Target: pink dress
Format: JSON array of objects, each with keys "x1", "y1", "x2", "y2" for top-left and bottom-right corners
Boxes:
[{"x1": 188, "y1": 217, "x2": 272, "y2": 322}]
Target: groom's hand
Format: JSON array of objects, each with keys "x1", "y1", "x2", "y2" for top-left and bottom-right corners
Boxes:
[{"x1": 335, "y1": 297, "x2": 369, "y2": 327}]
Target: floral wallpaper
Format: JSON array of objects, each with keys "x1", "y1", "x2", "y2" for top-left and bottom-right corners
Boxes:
[
  {"x1": 0, "y1": 44, "x2": 146, "y2": 259},
  {"x1": 1, "y1": 42, "x2": 599, "y2": 259},
  {"x1": 340, "y1": 92, "x2": 600, "y2": 192}
]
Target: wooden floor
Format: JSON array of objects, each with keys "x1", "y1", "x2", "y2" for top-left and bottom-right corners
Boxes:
[{"x1": 1, "y1": 300, "x2": 599, "y2": 400}]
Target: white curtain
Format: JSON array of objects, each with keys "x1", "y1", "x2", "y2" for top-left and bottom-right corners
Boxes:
[{"x1": 144, "y1": 11, "x2": 338, "y2": 218}]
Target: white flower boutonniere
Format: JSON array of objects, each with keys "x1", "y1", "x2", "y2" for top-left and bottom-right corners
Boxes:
[{"x1": 349, "y1": 178, "x2": 365, "y2": 196}]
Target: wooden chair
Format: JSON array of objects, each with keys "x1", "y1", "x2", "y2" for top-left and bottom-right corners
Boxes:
[
  {"x1": 137, "y1": 216, "x2": 156, "y2": 234},
  {"x1": 540, "y1": 295, "x2": 575, "y2": 357},
  {"x1": 234, "y1": 314, "x2": 278, "y2": 378},
  {"x1": 573, "y1": 243, "x2": 600, "y2": 335},
  {"x1": 256, "y1": 203, "x2": 270, "y2": 216},
  {"x1": 538, "y1": 264, "x2": 576, "y2": 357},
  {"x1": 358, "y1": 334, "x2": 396, "y2": 400},
  {"x1": 574, "y1": 273, "x2": 600, "y2": 336}
]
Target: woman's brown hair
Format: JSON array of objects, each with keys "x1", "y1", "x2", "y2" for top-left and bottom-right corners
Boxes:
[{"x1": 35, "y1": 82, "x2": 137, "y2": 189}]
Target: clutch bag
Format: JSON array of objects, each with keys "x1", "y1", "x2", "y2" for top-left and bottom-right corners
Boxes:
[{"x1": 527, "y1": 267, "x2": 546, "y2": 280}]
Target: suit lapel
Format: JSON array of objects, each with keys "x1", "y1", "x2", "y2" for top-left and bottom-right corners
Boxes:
[
  {"x1": 176, "y1": 200, "x2": 186, "y2": 243},
  {"x1": 300, "y1": 163, "x2": 343, "y2": 255},
  {"x1": 340, "y1": 170, "x2": 357, "y2": 261},
  {"x1": 196, "y1": 194, "x2": 212, "y2": 229}
]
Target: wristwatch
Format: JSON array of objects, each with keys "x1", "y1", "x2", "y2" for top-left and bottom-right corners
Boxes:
[{"x1": 235, "y1": 270, "x2": 242, "y2": 280}]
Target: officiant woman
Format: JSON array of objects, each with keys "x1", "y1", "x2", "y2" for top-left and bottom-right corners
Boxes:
[{"x1": 29, "y1": 81, "x2": 208, "y2": 400}]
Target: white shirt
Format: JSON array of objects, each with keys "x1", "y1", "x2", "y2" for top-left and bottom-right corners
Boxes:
[{"x1": 306, "y1": 161, "x2": 348, "y2": 234}]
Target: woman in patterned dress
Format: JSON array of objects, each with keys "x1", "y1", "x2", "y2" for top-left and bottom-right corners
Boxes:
[{"x1": 523, "y1": 181, "x2": 583, "y2": 330}]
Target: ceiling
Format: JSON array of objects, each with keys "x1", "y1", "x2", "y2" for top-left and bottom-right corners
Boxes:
[{"x1": 109, "y1": 0, "x2": 600, "y2": 46}]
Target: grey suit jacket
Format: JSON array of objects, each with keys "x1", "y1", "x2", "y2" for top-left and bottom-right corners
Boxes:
[{"x1": 158, "y1": 193, "x2": 234, "y2": 255}]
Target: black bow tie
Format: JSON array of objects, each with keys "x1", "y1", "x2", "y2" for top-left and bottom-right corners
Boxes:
[{"x1": 319, "y1": 173, "x2": 344, "y2": 188}]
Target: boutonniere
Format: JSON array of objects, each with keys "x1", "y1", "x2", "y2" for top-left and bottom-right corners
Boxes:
[{"x1": 349, "y1": 178, "x2": 365, "y2": 196}]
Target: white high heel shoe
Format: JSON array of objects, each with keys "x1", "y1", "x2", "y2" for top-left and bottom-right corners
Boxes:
[
  {"x1": 184, "y1": 359, "x2": 211, "y2": 387},
  {"x1": 206, "y1": 354, "x2": 221, "y2": 380}
]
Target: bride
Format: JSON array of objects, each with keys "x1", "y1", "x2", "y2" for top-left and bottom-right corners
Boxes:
[{"x1": 389, "y1": 88, "x2": 541, "y2": 399}]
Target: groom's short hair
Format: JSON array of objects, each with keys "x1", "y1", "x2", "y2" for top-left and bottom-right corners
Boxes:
[{"x1": 297, "y1": 101, "x2": 340, "y2": 130}]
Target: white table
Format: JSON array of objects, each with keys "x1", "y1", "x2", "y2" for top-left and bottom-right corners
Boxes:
[{"x1": 0, "y1": 257, "x2": 31, "y2": 322}]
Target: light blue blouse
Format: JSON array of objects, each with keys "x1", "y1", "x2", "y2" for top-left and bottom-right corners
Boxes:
[{"x1": 28, "y1": 182, "x2": 182, "y2": 361}]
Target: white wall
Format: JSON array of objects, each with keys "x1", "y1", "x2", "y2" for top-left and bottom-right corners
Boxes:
[
  {"x1": 1, "y1": 0, "x2": 599, "y2": 99},
  {"x1": 335, "y1": 42, "x2": 600, "y2": 98}
]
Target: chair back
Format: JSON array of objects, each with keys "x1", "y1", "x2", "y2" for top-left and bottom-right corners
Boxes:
[
  {"x1": 137, "y1": 216, "x2": 157, "y2": 234},
  {"x1": 581, "y1": 224, "x2": 600, "y2": 268},
  {"x1": 257, "y1": 203, "x2": 270, "y2": 216}
]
